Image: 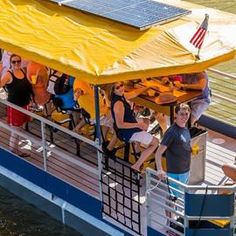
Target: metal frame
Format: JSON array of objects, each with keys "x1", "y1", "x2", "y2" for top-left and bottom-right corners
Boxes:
[
  {"x1": 146, "y1": 168, "x2": 236, "y2": 236},
  {"x1": 0, "y1": 98, "x2": 100, "y2": 199}
]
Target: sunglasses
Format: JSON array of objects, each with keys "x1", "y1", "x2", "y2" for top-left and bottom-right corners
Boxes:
[
  {"x1": 115, "y1": 83, "x2": 124, "y2": 90},
  {"x1": 11, "y1": 60, "x2": 21, "y2": 64}
]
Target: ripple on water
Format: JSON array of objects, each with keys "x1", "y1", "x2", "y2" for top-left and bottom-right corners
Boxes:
[{"x1": 0, "y1": 187, "x2": 81, "y2": 236}]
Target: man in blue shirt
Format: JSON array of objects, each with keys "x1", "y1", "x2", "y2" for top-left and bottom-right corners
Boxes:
[{"x1": 155, "y1": 103, "x2": 191, "y2": 192}]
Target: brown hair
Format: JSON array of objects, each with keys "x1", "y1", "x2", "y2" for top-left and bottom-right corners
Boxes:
[
  {"x1": 10, "y1": 54, "x2": 21, "y2": 63},
  {"x1": 175, "y1": 103, "x2": 191, "y2": 114},
  {"x1": 9, "y1": 54, "x2": 21, "y2": 68},
  {"x1": 110, "y1": 82, "x2": 123, "y2": 100}
]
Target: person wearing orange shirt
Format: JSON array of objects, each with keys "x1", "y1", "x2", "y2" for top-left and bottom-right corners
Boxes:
[{"x1": 27, "y1": 61, "x2": 50, "y2": 107}]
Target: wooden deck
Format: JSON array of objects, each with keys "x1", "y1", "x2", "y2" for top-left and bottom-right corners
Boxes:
[
  {"x1": 0, "y1": 115, "x2": 236, "y2": 236},
  {"x1": 0, "y1": 117, "x2": 100, "y2": 198},
  {"x1": 0, "y1": 115, "x2": 235, "y2": 193},
  {"x1": 205, "y1": 130, "x2": 236, "y2": 185}
]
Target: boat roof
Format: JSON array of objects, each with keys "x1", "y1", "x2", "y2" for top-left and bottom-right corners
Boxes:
[{"x1": 1, "y1": 0, "x2": 236, "y2": 84}]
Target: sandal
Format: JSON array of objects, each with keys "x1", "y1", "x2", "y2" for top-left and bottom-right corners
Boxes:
[{"x1": 18, "y1": 152, "x2": 31, "y2": 158}]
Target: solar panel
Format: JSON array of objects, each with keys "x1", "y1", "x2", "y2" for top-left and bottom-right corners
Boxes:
[{"x1": 49, "y1": 0, "x2": 191, "y2": 30}]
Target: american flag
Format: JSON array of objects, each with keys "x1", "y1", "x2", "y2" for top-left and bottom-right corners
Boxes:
[{"x1": 190, "y1": 14, "x2": 209, "y2": 49}]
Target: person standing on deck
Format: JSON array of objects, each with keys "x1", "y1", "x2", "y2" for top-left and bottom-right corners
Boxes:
[
  {"x1": 0, "y1": 54, "x2": 32, "y2": 157},
  {"x1": 0, "y1": 50, "x2": 29, "y2": 77},
  {"x1": 155, "y1": 103, "x2": 191, "y2": 191}
]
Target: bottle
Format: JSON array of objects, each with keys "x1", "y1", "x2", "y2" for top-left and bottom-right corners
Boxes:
[{"x1": 169, "y1": 82, "x2": 174, "y2": 94}]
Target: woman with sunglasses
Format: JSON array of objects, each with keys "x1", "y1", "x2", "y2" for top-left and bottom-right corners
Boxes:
[
  {"x1": 0, "y1": 54, "x2": 32, "y2": 157},
  {"x1": 111, "y1": 81, "x2": 159, "y2": 172}
]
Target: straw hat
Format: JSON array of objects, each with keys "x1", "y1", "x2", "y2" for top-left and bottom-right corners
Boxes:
[{"x1": 155, "y1": 92, "x2": 177, "y2": 105}]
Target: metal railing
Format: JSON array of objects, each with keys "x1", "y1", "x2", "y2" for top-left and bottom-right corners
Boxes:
[
  {"x1": 146, "y1": 168, "x2": 236, "y2": 236},
  {"x1": 206, "y1": 68, "x2": 236, "y2": 127},
  {"x1": 0, "y1": 98, "x2": 102, "y2": 199}
]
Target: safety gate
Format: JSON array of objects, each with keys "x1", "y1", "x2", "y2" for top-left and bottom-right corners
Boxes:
[{"x1": 101, "y1": 156, "x2": 142, "y2": 235}]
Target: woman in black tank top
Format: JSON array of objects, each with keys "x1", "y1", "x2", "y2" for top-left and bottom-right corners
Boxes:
[{"x1": 0, "y1": 54, "x2": 32, "y2": 157}]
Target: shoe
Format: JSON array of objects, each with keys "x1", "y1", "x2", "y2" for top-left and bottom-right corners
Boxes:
[{"x1": 102, "y1": 141, "x2": 110, "y2": 151}]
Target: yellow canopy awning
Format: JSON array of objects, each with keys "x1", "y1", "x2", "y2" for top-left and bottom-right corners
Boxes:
[{"x1": 1, "y1": 0, "x2": 236, "y2": 84}]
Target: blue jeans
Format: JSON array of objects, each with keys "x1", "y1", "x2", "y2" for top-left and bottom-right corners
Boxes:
[{"x1": 167, "y1": 171, "x2": 190, "y2": 198}]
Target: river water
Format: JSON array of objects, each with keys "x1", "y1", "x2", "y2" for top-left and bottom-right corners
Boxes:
[
  {"x1": 0, "y1": 187, "x2": 80, "y2": 236},
  {"x1": 0, "y1": 1, "x2": 235, "y2": 236}
]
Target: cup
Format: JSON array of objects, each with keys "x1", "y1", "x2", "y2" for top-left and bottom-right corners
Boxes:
[
  {"x1": 31, "y1": 75, "x2": 37, "y2": 84},
  {"x1": 192, "y1": 144, "x2": 199, "y2": 155}
]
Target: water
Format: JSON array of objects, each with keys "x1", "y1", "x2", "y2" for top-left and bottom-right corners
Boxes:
[
  {"x1": 1, "y1": 1, "x2": 236, "y2": 235},
  {"x1": 0, "y1": 187, "x2": 81, "y2": 236}
]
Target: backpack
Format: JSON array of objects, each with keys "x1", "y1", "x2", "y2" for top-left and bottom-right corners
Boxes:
[{"x1": 47, "y1": 69, "x2": 70, "y2": 95}]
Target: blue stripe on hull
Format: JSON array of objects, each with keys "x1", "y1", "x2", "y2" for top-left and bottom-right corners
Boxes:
[
  {"x1": 147, "y1": 227, "x2": 165, "y2": 236},
  {"x1": 0, "y1": 148, "x2": 102, "y2": 219}
]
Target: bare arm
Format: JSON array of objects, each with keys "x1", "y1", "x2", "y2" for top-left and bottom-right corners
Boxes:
[
  {"x1": 0, "y1": 72, "x2": 11, "y2": 88},
  {"x1": 114, "y1": 101, "x2": 144, "y2": 129},
  {"x1": 174, "y1": 73, "x2": 206, "y2": 91},
  {"x1": 155, "y1": 144, "x2": 168, "y2": 180},
  {"x1": 125, "y1": 86, "x2": 150, "y2": 100},
  {"x1": 156, "y1": 112, "x2": 168, "y2": 133}
]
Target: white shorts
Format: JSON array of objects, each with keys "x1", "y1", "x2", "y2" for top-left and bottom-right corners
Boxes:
[
  {"x1": 129, "y1": 131, "x2": 153, "y2": 146},
  {"x1": 90, "y1": 115, "x2": 113, "y2": 128},
  {"x1": 191, "y1": 99, "x2": 210, "y2": 120}
]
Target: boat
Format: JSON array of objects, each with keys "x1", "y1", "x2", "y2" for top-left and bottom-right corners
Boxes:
[{"x1": 0, "y1": 0, "x2": 236, "y2": 235}]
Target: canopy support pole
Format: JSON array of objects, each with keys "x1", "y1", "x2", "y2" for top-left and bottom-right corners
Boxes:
[
  {"x1": 94, "y1": 85, "x2": 104, "y2": 203},
  {"x1": 94, "y1": 85, "x2": 101, "y2": 145}
]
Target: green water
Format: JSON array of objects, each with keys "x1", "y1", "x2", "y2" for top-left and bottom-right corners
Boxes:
[
  {"x1": 187, "y1": 0, "x2": 236, "y2": 13},
  {"x1": 0, "y1": 1, "x2": 236, "y2": 236},
  {"x1": 0, "y1": 187, "x2": 80, "y2": 236}
]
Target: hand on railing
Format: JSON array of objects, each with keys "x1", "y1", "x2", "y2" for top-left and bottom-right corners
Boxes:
[{"x1": 156, "y1": 169, "x2": 167, "y2": 180}]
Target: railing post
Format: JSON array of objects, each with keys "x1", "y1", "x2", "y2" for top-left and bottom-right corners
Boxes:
[
  {"x1": 40, "y1": 121, "x2": 47, "y2": 171},
  {"x1": 94, "y1": 85, "x2": 101, "y2": 144},
  {"x1": 97, "y1": 143, "x2": 103, "y2": 202},
  {"x1": 94, "y1": 85, "x2": 103, "y2": 202},
  {"x1": 146, "y1": 169, "x2": 152, "y2": 227}
]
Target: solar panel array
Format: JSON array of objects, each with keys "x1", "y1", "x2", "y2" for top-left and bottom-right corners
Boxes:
[{"x1": 48, "y1": 0, "x2": 191, "y2": 30}]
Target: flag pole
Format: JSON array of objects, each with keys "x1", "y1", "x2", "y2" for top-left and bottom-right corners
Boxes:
[
  {"x1": 190, "y1": 14, "x2": 209, "y2": 61},
  {"x1": 196, "y1": 48, "x2": 201, "y2": 60}
]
